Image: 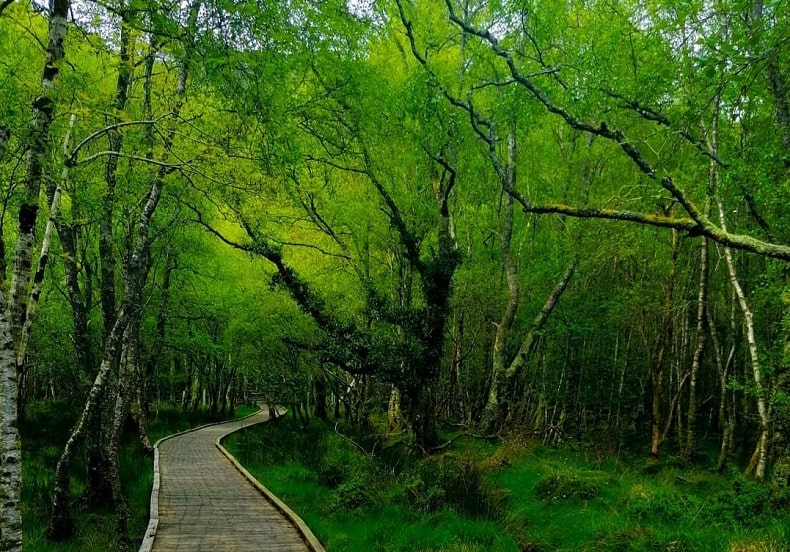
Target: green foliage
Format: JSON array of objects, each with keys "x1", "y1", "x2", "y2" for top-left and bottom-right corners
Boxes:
[
  {"x1": 704, "y1": 474, "x2": 790, "y2": 528},
  {"x1": 5, "y1": 0, "x2": 790, "y2": 548},
  {"x1": 224, "y1": 417, "x2": 519, "y2": 551},
  {"x1": 401, "y1": 457, "x2": 503, "y2": 519}
]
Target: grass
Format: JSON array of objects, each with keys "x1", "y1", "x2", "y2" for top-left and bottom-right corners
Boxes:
[
  {"x1": 21, "y1": 400, "x2": 257, "y2": 551},
  {"x1": 224, "y1": 415, "x2": 519, "y2": 552},
  {"x1": 224, "y1": 416, "x2": 790, "y2": 552}
]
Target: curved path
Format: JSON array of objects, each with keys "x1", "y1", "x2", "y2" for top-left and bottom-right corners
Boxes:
[{"x1": 140, "y1": 409, "x2": 322, "y2": 552}]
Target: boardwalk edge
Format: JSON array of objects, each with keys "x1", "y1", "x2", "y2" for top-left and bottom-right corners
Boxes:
[
  {"x1": 137, "y1": 406, "x2": 264, "y2": 552},
  {"x1": 216, "y1": 422, "x2": 327, "y2": 552}
]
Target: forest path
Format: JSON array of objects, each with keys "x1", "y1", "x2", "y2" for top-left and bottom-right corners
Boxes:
[{"x1": 140, "y1": 408, "x2": 322, "y2": 552}]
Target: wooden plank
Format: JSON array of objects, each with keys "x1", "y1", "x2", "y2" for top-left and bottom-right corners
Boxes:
[{"x1": 139, "y1": 409, "x2": 321, "y2": 552}]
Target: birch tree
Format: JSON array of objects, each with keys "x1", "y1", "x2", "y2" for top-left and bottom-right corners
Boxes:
[
  {"x1": 48, "y1": 0, "x2": 201, "y2": 540},
  {"x1": 0, "y1": 1, "x2": 70, "y2": 550}
]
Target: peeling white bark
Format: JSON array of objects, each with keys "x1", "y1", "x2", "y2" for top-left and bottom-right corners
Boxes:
[{"x1": 1, "y1": 2, "x2": 70, "y2": 549}]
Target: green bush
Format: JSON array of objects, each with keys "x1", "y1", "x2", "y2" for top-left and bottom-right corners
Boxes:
[
  {"x1": 330, "y1": 476, "x2": 379, "y2": 512},
  {"x1": 401, "y1": 457, "x2": 503, "y2": 518},
  {"x1": 317, "y1": 438, "x2": 365, "y2": 488},
  {"x1": 402, "y1": 471, "x2": 446, "y2": 513},
  {"x1": 706, "y1": 476, "x2": 773, "y2": 526}
]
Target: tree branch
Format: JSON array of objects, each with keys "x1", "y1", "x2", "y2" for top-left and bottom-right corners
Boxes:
[
  {"x1": 601, "y1": 88, "x2": 727, "y2": 167},
  {"x1": 444, "y1": 0, "x2": 657, "y2": 178},
  {"x1": 443, "y1": 1, "x2": 790, "y2": 262},
  {"x1": 74, "y1": 151, "x2": 186, "y2": 169},
  {"x1": 522, "y1": 202, "x2": 698, "y2": 231},
  {"x1": 68, "y1": 118, "x2": 165, "y2": 163},
  {"x1": 521, "y1": 199, "x2": 790, "y2": 260}
]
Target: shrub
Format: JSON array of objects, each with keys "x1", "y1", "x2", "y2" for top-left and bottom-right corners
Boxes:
[
  {"x1": 625, "y1": 486, "x2": 685, "y2": 523},
  {"x1": 402, "y1": 457, "x2": 504, "y2": 518},
  {"x1": 706, "y1": 476, "x2": 773, "y2": 526},
  {"x1": 317, "y1": 437, "x2": 364, "y2": 487},
  {"x1": 330, "y1": 479, "x2": 376, "y2": 511}
]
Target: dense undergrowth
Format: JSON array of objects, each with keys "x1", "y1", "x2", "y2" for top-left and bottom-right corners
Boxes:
[
  {"x1": 21, "y1": 400, "x2": 256, "y2": 551},
  {"x1": 224, "y1": 415, "x2": 790, "y2": 552}
]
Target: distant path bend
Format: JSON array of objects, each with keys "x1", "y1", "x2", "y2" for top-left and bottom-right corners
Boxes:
[{"x1": 139, "y1": 408, "x2": 323, "y2": 552}]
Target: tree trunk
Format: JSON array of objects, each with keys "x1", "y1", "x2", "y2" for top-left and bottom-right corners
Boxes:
[
  {"x1": 106, "y1": 324, "x2": 137, "y2": 547},
  {"x1": 387, "y1": 385, "x2": 404, "y2": 433},
  {"x1": 314, "y1": 373, "x2": 327, "y2": 420},
  {"x1": 49, "y1": 7, "x2": 197, "y2": 527},
  {"x1": 706, "y1": 104, "x2": 771, "y2": 478},
  {"x1": 502, "y1": 259, "x2": 577, "y2": 429},
  {"x1": 482, "y1": 130, "x2": 519, "y2": 433},
  {"x1": 684, "y1": 230, "x2": 709, "y2": 460},
  {"x1": 48, "y1": 310, "x2": 127, "y2": 540},
  {"x1": 1, "y1": 2, "x2": 70, "y2": 549},
  {"x1": 650, "y1": 226, "x2": 679, "y2": 459}
]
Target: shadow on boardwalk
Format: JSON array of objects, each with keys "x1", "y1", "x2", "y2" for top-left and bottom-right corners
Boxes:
[{"x1": 141, "y1": 409, "x2": 319, "y2": 552}]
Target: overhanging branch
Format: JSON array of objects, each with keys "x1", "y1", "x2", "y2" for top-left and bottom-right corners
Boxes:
[
  {"x1": 443, "y1": 1, "x2": 790, "y2": 262},
  {"x1": 522, "y1": 200, "x2": 790, "y2": 261}
]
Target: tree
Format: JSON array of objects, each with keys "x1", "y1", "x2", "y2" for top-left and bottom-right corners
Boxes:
[{"x1": 0, "y1": 1, "x2": 70, "y2": 549}]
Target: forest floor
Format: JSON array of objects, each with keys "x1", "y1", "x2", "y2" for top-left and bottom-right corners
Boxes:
[
  {"x1": 224, "y1": 415, "x2": 790, "y2": 552},
  {"x1": 21, "y1": 400, "x2": 257, "y2": 551}
]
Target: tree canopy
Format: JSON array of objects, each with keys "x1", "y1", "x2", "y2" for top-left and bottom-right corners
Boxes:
[{"x1": 0, "y1": 0, "x2": 788, "y2": 548}]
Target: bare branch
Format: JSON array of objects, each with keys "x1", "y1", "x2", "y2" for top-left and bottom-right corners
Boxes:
[
  {"x1": 521, "y1": 199, "x2": 790, "y2": 261},
  {"x1": 74, "y1": 151, "x2": 186, "y2": 169},
  {"x1": 185, "y1": 202, "x2": 254, "y2": 253},
  {"x1": 601, "y1": 88, "x2": 727, "y2": 167},
  {"x1": 68, "y1": 117, "x2": 166, "y2": 163},
  {"x1": 270, "y1": 237, "x2": 353, "y2": 261},
  {"x1": 522, "y1": 202, "x2": 698, "y2": 231}
]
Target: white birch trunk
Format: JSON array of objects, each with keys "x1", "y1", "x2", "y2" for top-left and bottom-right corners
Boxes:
[
  {"x1": 1, "y1": 2, "x2": 69, "y2": 549},
  {"x1": 704, "y1": 88, "x2": 770, "y2": 478},
  {"x1": 716, "y1": 206, "x2": 770, "y2": 479},
  {"x1": 16, "y1": 114, "x2": 75, "y2": 367}
]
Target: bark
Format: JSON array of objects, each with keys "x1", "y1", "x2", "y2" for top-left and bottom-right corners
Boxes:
[
  {"x1": 16, "y1": 113, "x2": 73, "y2": 367},
  {"x1": 719, "y1": 214, "x2": 770, "y2": 480},
  {"x1": 482, "y1": 130, "x2": 519, "y2": 433},
  {"x1": 505, "y1": 260, "x2": 577, "y2": 388},
  {"x1": 387, "y1": 385, "x2": 404, "y2": 432},
  {"x1": 684, "y1": 215, "x2": 710, "y2": 459},
  {"x1": 48, "y1": 144, "x2": 104, "y2": 503},
  {"x1": 1, "y1": 2, "x2": 69, "y2": 550},
  {"x1": 47, "y1": 307, "x2": 127, "y2": 540},
  {"x1": 50, "y1": 167, "x2": 167, "y2": 538},
  {"x1": 684, "y1": 90, "x2": 723, "y2": 460},
  {"x1": 135, "y1": 258, "x2": 176, "y2": 454},
  {"x1": 706, "y1": 95, "x2": 771, "y2": 478},
  {"x1": 99, "y1": 10, "x2": 132, "y2": 340},
  {"x1": 650, "y1": 226, "x2": 679, "y2": 459},
  {"x1": 15, "y1": 178, "x2": 62, "y2": 412},
  {"x1": 0, "y1": 125, "x2": 6, "y2": 148},
  {"x1": 0, "y1": 313, "x2": 21, "y2": 551},
  {"x1": 106, "y1": 323, "x2": 136, "y2": 547}
]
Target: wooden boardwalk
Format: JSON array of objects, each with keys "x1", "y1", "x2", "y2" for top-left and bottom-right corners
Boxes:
[{"x1": 140, "y1": 409, "x2": 321, "y2": 552}]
